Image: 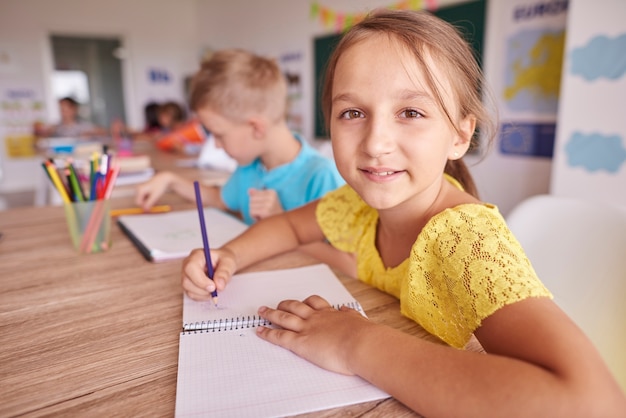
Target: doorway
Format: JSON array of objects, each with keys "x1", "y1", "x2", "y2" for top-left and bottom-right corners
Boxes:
[{"x1": 50, "y1": 35, "x2": 126, "y2": 128}]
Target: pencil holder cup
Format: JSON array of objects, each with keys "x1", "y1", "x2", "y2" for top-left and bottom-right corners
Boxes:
[{"x1": 63, "y1": 200, "x2": 112, "y2": 254}]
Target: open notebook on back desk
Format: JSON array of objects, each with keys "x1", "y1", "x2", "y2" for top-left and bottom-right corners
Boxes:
[
  {"x1": 175, "y1": 264, "x2": 389, "y2": 418},
  {"x1": 117, "y1": 208, "x2": 247, "y2": 262}
]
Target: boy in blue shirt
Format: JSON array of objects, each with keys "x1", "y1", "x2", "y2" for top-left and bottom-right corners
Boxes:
[{"x1": 136, "y1": 49, "x2": 353, "y2": 274}]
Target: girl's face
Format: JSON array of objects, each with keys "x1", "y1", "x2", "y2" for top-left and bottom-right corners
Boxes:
[{"x1": 330, "y1": 34, "x2": 473, "y2": 212}]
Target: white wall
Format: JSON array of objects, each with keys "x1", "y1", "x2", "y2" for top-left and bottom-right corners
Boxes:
[
  {"x1": 551, "y1": 0, "x2": 626, "y2": 210},
  {"x1": 0, "y1": 0, "x2": 199, "y2": 192}
]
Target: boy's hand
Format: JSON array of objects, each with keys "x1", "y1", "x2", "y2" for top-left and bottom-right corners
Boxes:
[
  {"x1": 255, "y1": 295, "x2": 373, "y2": 375},
  {"x1": 135, "y1": 172, "x2": 173, "y2": 210},
  {"x1": 248, "y1": 188, "x2": 283, "y2": 221},
  {"x1": 181, "y1": 246, "x2": 238, "y2": 301}
]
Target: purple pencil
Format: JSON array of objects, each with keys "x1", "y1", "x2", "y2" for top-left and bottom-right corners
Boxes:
[{"x1": 193, "y1": 180, "x2": 218, "y2": 306}]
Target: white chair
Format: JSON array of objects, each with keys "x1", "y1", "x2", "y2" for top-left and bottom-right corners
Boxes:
[{"x1": 506, "y1": 194, "x2": 626, "y2": 391}]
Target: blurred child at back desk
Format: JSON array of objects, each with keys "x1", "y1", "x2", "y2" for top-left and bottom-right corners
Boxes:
[
  {"x1": 136, "y1": 48, "x2": 354, "y2": 276},
  {"x1": 35, "y1": 96, "x2": 106, "y2": 139}
]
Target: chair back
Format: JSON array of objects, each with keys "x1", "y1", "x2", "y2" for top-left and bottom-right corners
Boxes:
[{"x1": 506, "y1": 194, "x2": 626, "y2": 390}]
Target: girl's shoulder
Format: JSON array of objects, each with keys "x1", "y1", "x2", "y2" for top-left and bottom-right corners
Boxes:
[
  {"x1": 316, "y1": 185, "x2": 377, "y2": 252},
  {"x1": 425, "y1": 202, "x2": 506, "y2": 238}
]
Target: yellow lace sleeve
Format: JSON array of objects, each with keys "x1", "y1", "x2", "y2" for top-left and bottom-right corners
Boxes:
[
  {"x1": 316, "y1": 185, "x2": 377, "y2": 253},
  {"x1": 401, "y1": 204, "x2": 553, "y2": 348}
]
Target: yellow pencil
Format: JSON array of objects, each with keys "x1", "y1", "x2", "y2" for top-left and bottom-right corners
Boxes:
[
  {"x1": 44, "y1": 161, "x2": 71, "y2": 204},
  {"x1": 110, "y1": 205, "x2": 172, "y2": 217}
]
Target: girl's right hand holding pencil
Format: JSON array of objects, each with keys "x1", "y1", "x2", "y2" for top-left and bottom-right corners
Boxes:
[{"x1": 182, "y1": 246, "x2": 238, "y2": 301}]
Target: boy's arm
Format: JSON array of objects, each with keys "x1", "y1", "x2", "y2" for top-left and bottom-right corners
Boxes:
[{"x1": 136, "y1": 171, "x2": 228, "y2": 211}]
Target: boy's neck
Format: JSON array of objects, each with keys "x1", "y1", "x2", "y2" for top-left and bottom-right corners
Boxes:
[{"x1": 259, "y1": 121, "x2": 301, "y2": 170}]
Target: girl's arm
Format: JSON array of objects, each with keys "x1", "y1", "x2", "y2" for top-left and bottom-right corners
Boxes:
[
  {"x1": 181, "y1": 200, "x2": 324, "y2": 300},
  {"x1": 256, "y1": 296, "x2": 626, "y2": 417}
]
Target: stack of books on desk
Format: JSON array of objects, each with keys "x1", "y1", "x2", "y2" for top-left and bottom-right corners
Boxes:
[{"x1": 114, "y1": 154, "x2": 154, "y2": 186}]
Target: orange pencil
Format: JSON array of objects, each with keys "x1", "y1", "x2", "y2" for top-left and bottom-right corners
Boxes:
[{"x1": 110, "y1": 205, "x2": 172, "y2": 217}]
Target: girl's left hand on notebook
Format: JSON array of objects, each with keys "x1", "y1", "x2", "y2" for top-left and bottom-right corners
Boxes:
[{"x1": 255, "y1": 295, "x2": 372, "y2": 375}]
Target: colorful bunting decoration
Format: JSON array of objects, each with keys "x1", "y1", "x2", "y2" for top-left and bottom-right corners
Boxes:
[{"x1": 310, "y1": 0, "x2": 438, "y2": 33}]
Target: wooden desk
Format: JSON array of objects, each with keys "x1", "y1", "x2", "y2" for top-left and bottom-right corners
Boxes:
[{"x1": 0, "y1": 147, "x2": 483, "y2": 417}]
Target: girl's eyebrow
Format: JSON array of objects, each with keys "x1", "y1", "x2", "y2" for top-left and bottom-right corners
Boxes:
[
  {"x1": 332, "y1": 89, "x2": 435, "y2": 105},
  {"x1": 331, "y1": 92, "x2": 357, "y2": 105},
  {"x1": 397, "y1": 89, "x2": 434, "y2": 103}
]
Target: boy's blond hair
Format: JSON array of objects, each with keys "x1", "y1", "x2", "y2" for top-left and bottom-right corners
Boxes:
[{"x1": 189, "y1": 49, "x2": 287, "y2": 123}]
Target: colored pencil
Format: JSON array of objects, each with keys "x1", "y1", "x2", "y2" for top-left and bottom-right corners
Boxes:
[
  {"x1": 110, "y1": 205, "x2": 171, "y2": 217},
  {"x1": 194, "y1": 180, "x2": 218, "y2": 306}
]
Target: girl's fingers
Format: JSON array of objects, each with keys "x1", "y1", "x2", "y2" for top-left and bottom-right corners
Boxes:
[
  {"x1": 258, "y1": 302, "x2": 310, "y2": 332},
  {"x1": 302, "y1": 295, "x2": 333, "y2": 310},
  {"x1": 182, "y1": 277, "x2": 213, "y2": 301}
]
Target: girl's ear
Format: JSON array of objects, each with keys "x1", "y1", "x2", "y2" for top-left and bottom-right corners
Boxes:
[{"x1": 449, "y1": 115, "x2": 476, "y2": 160}]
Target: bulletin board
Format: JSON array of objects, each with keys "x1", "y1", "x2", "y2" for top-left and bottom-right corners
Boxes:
[{"x1": 313, "y1": 0, "x2": 487, "y2": 139}]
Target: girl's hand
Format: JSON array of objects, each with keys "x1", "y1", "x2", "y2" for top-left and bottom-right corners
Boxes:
[
  {"x1": 255, "y1": 295, "x2": 373, "y2": 375},
  {"x1": 135, "y1": 171, "x2": 173, "y2": 210},
  {"x1": 181, "y1": 246, "x2": 238, "y2": 300},
  {"x1": 248, "y1": 188, "x2": 283, "y2": 221}
]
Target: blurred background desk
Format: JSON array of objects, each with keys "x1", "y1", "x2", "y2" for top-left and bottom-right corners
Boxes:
[{"x1": 33, "y1": 139, "x2": 230, "y2": 206}]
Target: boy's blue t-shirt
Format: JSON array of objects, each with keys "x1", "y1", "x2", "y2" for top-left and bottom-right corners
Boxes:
[{"x1": 220, "y1": 133, "x2": 344, "y2": 225}]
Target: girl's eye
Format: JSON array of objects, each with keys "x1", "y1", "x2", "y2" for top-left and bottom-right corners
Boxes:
[
  {"x1": 339, "y1": 109, "x2": 363, "y2": 119},
  {"x1": 400, "y1": 109, "x2": 422, "y2": 119}
]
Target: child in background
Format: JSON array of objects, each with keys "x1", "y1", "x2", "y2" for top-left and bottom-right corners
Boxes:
[
  {"x1": 35, "y1": 96, "x2": 105, "y2": 138},
  {"x1": 137, "y1": 49, "x2": 354, "y2": 275},
  {"x1": 143, "y1": 101, "x2": 162, "y2": 134},
  {"x1": 181, "y1": 10, "x2": 626, "y2": 416},
  {"x1": 156, "y1": 101, "x2": 186, "y2": 133},
  {"x1": 153, "y1": 101, "x2": 195, "y2": 152}
]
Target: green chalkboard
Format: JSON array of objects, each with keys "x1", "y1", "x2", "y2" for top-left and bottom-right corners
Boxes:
[{"x1": 313, "y1": 0, "x2": 486, "y2": 138}]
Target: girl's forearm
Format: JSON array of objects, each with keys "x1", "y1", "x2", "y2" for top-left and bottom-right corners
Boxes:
[
  {"x1": 223, "y1": 202, "x2": 323, "y2": 271},
  {"x1": 222, "y1": 214, "x2": 302, "y2": 270},
  {"x1": 347, "y1": 324, "x2": 622, "y2": 418}
]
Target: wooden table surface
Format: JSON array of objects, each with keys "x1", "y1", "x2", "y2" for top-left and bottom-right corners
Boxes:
[{"x1": 0, "y1": 144, "x2": 482, "y2": 417}]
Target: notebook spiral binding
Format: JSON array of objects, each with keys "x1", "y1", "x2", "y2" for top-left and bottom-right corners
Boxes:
[{"x1": 182, "y1": 301, "x2": 363, "y2": 334}]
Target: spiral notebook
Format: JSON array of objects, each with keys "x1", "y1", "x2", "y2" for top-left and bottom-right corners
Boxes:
[{"x1": 175, "y1": 264, "x2": 389, "y2": 418}]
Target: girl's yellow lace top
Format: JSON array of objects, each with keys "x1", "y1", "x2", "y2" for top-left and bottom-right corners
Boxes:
[{"x1": 316, "y1": 184, "x2": 552, "y2": 349}]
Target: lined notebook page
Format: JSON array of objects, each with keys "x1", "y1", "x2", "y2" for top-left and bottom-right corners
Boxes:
[{"x1": 175, "y1": 264, "x2": 389, "y2": 417}]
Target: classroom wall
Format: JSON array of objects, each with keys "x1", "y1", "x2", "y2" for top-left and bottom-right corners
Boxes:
[
  {"x1": 2, "y1": 0, "x2": 620, "y2": 215},
  {"x1": 0, "y1": 0, "x2": 199, "y2": 193}
]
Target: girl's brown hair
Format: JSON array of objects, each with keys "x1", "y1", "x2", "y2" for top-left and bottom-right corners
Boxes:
[{"x1": 322, "y1": 9, "x2": 498, "y2": 198}]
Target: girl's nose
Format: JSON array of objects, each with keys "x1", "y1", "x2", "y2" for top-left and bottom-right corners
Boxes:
[{"x1": 361, "y1": 116, "x2": 394, "y2": 158}]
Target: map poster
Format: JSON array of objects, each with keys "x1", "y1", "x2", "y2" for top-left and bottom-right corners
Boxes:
[{"x1": 495, "y1": 0, "x2": 568, "y2": 158}]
